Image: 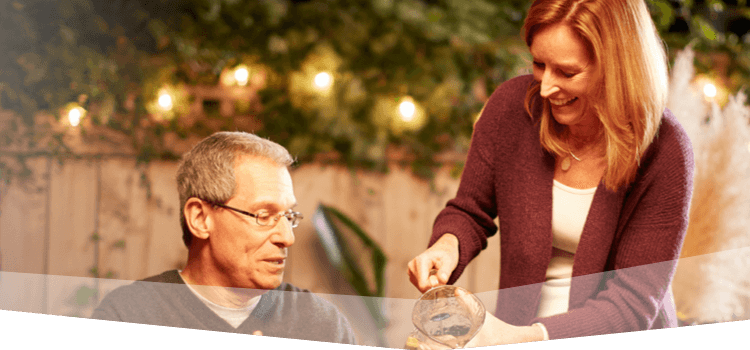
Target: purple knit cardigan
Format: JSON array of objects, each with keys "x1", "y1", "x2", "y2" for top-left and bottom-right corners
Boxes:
[{"x1": 430, "y1": 75, "x2": 694, "y2": 340}]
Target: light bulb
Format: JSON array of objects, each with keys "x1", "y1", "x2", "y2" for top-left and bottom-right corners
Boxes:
[
  {"x1": 399, "y1": 100, "x2": 416, "y2": 122},
  {"x1": 703, "y1": 83, "x2": 717, "y2": 99},
  {"x1": 314, "y1": 72, "x2": 332, "y2": 89},
  {"x1": 158, "y1": 92, "x2": 173, "y2": 111},
  {"x1": 68, "y1": 107, "x2": 82, "y2": 127},
  {"x1": 234, "y1": 66, "x2": 249, "y2": 86}
]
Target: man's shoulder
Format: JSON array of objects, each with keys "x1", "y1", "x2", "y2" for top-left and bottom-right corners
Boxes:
[
  {"x1": 105, "y1": 270, "x2": 183, "y2": 300},
  {"x1": 139, "y1": 269, "x2": 183, "y2": 284},
  {"x1": 90, "y1": 270, "x2": 185, "y2": 321}
]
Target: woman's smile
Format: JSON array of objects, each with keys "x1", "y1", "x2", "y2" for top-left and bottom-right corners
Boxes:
[{"x1": 549, "y1": 97, "x2": 577, "y2": 106}]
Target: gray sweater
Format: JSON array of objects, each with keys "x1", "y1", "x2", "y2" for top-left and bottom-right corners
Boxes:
[{"x1": 91, "y1": 270, "x2": 356, "y2": 345}]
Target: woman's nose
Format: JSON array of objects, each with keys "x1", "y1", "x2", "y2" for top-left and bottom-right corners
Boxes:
[{"x1": 539, "y1": 71, "x2": 560, "y2": 98}]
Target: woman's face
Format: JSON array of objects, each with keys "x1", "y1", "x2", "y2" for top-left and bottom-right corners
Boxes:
[{"x1": 530, "y1": 23, "x2": 598, "y2": 130}]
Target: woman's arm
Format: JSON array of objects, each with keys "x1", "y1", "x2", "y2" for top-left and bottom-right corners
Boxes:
[{"x1": 429, "y1": 75, "x2": 534, "y2": 284}]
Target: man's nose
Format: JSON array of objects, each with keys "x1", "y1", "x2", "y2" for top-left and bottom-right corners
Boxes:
[
  {"x1": 270, "y1": 217, "x2": 295, "y2": 247},
  {"x1": 539, "y1": 70, "x2": 560, "y2": 98}
]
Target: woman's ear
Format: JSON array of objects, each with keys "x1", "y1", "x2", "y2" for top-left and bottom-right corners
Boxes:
[{"x1": 184, "y1": 198, "x2": 212, "y2": 240}]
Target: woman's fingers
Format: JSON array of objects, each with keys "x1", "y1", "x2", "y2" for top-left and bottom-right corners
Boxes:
[
  {"x1": 409, "y1": 234, "x2": 460, "y2": 293},
  {"x1": 408, "y1": 252, "x2": 444, "y2": 292}
]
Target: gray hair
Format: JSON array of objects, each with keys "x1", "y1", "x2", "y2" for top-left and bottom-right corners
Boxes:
[{"x1": 176, "y1": 131, "x2": 294, "y2": 247}]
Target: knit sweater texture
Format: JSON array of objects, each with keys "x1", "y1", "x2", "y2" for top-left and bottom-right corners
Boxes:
[
  {"x1": 430, "y1": 74, "x2": 694, "y2": 340},
  {"x1": 91, "y1": 270, "x2": 356, "y2": 345}
]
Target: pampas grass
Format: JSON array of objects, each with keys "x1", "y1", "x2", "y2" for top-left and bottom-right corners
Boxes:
[{"x1": 669, "y1": 46, "x2": 750, "y2": 323}]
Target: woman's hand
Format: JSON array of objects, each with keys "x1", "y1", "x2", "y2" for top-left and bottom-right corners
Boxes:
[
  {"x1": 408, "y1": 234, "x2": 459, "y2": 293},
  {"x1": 464, "y1": 312, "x2": 545, "y2": 347}
]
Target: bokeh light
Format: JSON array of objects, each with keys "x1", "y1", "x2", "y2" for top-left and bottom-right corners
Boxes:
[
  {"x1": 234, "y1": 66, "x2": 249, "y2": 86},
  {"x1": 399, "y1": 99, "x2": 416, "y2": 122},
  {"x1": 68, "y1": 107, "x2": 83, "y2": 127},
  {"x1": 158, "y1": 90, "x2": 174, "y2": 111},
  {"x1": 314, "y1": 72, "x2": 332, "y2": 90},
  {"x1": 703, "y1": 83, "x2": 717, "y2": 99}
]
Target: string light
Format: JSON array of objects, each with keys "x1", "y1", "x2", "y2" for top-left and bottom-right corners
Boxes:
[
  {"x1": 234, "y1": 65, "x2": 249, "y2": 86},
  {"x1": 398, "y1": 98, "x2": 416, "y2": 122},
  {"x1": 68, "y1": 107, "x2": 84, "y2": 127},
  {"x1": 703, "y1": 83, "x2": 717, "y2": 99},
  {"x1": 157, "y1": 90, "x2": 174, "y2": 111},
  {"x1": 314, "y1": 72, "x2": 332, "y2": 90}
]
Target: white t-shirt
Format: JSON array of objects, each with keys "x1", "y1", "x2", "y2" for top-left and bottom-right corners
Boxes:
[
  {"x1": 179, "y1": 271, "x2": 262, "y2": 328},
  {"x1": 536, "y1": 180, "x2": 596, "y2": 318}
]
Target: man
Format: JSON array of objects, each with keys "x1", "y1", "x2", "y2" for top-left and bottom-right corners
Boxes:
[{"x1": 91, "y1": 131, "x2": 356, "y2": 345}]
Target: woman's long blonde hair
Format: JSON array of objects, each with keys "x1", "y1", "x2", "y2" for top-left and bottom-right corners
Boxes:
[{"x1": 523, "y1": 0, "x2": 669, "y2": 191}]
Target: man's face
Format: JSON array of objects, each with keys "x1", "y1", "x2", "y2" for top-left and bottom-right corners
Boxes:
[{"x1": 206, "y1": 155, "x2": 296, "y2": 290}]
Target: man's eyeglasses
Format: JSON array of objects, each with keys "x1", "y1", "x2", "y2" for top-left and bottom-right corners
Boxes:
[{"x1": 203, "y1": 200, "x2": 303, "y2": 228}]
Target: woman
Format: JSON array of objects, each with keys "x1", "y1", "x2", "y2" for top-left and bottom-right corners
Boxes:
[{"x1": 407, "y1": 0, "x2": 694, "y2": 345}]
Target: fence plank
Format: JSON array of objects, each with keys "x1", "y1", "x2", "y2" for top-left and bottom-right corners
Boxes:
[
  {"x1": 144, "y1": 161, "x2": 186, "y2": 277},
  {"x1": 0, "y1": 157, "x2": 49, "y2": 314},
  {"x1": 46, "y1": 159, "x2": 98, "y2": 317},
  {"x1": 97, "y1": 159, "x2": 150, "y2": 282}
]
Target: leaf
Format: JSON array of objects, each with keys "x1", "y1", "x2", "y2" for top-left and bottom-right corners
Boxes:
[
  {"x1": 74, "y1": 285, "x2": 97, "y2": 306},
  {"x1": 695, "y1": 17, "x2": 719, "y2": 41}
]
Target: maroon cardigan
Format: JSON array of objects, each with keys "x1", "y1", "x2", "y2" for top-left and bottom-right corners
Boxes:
[{"x1": 430, "y1": 75, "x2": 694, "y2": 340}]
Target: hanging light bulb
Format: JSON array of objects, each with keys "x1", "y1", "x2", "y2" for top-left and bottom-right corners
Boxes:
[
  {"x1": 157, "y1": 90, "x2": 174, "y2": 111},
  {"x1": 314, "y1": 72, "x2": 332, "y2": 90},
  {"x1": 399, "y1": 98, "x2": 416, "y2": 122},
  {"x1": 703, "y1": 83, "x2": 717, "y2": 99},
  {"x1": 234, "y1": 65, "x2": 250, "y2": 86},
  {"x1": 68, "y1": 106, "x2": 84, "y2": 127}
]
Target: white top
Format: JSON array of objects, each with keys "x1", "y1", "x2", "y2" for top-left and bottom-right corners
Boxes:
[
  {"x1": 536, "y1": 180, "x2": 596, "y2": 319},
  {"x1": 179, "y1": 271, "x2": 261, "y2": 328}
]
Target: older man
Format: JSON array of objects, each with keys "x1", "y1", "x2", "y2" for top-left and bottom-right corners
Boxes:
[{"x1": 91, "y1": 131, "x2": 356, "y2": 345}]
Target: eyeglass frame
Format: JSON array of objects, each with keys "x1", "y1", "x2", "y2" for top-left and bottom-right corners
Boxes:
[{"x1": 197, "y1": 198, "x2": 303, "y2": 228}]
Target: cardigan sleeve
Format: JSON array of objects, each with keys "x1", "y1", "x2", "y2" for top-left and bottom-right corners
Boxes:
[
  {"x1": 430, "y1": 76, "x2": 533, "y2": 284},
  {"x1": 532, "y1": 112, "x2": 695, "y2": 339}
]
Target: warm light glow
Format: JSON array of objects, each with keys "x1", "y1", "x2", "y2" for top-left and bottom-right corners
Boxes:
[
  {"x1": 158, "y1": 91, "x2": 174, "y2": 111},
  {"x1": 399, "y1": 99, "x2": 416, "y2": 122},
  {"x1": 703, "y1": 83, "x2": 717, "y2": 99},
  {"x1": 314, "y1": 72, "x2": 332, "y2": 89},
  {"x1": 68, "y1": 107, "x2": 83, "y2": 127},
  {"x1": 234, "y1": 66, "x2": 249, "y2": 86}
]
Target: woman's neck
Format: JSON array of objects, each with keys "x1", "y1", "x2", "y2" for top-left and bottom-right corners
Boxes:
[{"x1": 566, "y1": 122, "x2": 604, "y2": 154}]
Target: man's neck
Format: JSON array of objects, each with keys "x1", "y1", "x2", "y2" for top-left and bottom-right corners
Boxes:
[{"x1": 179, "y1": 266, "x2": 266, "y2": 309}]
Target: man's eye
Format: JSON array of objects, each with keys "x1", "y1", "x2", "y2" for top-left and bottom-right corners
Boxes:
[
  {"x1": 533, "y1": 61, "x2": 545, "y2": 69},
  {"x1": 255, "y1": 211, "x2": 271, "y2": 219}
]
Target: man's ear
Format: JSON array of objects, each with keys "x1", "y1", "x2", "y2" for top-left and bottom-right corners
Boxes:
[{"x1": 184, "y1": 198, "x2": 212, "y2": 240}]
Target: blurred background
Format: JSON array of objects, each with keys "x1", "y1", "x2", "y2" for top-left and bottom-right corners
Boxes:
[{"x1": 1, "y1": 0, "x2": 749, "y2": 347}]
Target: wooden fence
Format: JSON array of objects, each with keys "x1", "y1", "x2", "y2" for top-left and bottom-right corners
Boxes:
[{"x1": 0, "y1": 154, "x2": 500, "y2": 346}]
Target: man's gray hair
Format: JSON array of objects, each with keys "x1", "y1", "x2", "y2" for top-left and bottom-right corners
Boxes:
[{"x1": 176, "y1": 131, "x2": 294, "y2": 247}]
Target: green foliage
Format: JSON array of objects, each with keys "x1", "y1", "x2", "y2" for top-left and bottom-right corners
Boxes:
[
  {"x1": 647, "y1": 0, "x2": 750, "y2": 99},
  {"x1": 0, "y1": 0, "x2": 531, "y2": 181},
  {"x1": 313, "y1": 203, "x2": 387, "y2": 331},
  {"x1": 73, "y1": 285, "x2": 97, "y2": 306},
  {"x1": 1, "y1": 0, "x2": 748, "y2": 183}
]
